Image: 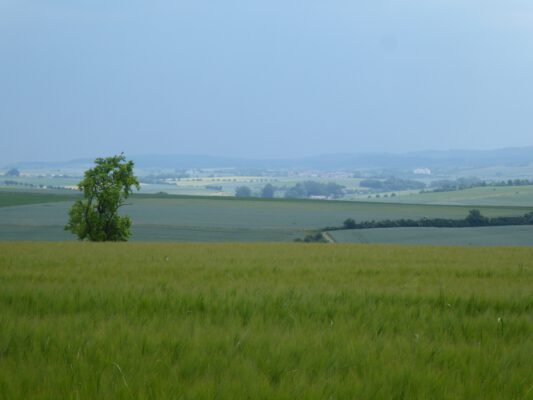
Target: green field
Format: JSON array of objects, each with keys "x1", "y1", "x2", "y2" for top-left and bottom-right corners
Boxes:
[
  {"x1": 1, "y1": 190, "x2": 532, "y2": 242},
  {"x1": 367, "y1": 185, "x2": 533, "y2": 207},
  {"x1": 328, "y1": 226, "x2": 533, "y2": 246},
  {"x1": 0, "y1": 243, "x2": 531, "y2": 399},
  {"x1": 0, "y1": 189, "x2": 77, "y2": 208}
]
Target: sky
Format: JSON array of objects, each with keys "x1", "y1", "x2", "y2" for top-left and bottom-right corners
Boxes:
[{"x1": 1, "y1": 0, "x2": 533, "y2": 163}]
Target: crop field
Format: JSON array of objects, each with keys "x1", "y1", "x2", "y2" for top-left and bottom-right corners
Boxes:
[
  {"x1": 0, "y1": 190, "x2": 77, "y2": 208},
  {"x1": 328, "y1": 226, "x2": 533, "y2": 246},
  {"x1": 368, "y1": 185, "x2": 533, "y2": 207},
  {"x1": 1, "y1": 190, "x2": 532, "y2": 242},
  {"x1": 0, "y1": 176, "x2": 81, "y2": 190},
  {"x1": 0, "y1": 242, "x2": 531, "y2": 399}
]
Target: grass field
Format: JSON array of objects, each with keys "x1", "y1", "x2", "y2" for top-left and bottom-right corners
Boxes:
[
  {"x1": 0, "y1": 243, "x2": 531, "y2": 399},
  {"x1": 0, "y1": 190, "x2": 77, "y2": 207},
  {"x1": 328, "y1": 226, "x2": 533, "y2": 246},
  {"x1": 367, "y1": 185, "x2": 533, "y2": 207},
  {"x1": 1, "y1": 190, "x2": 532, "y2": 242}
]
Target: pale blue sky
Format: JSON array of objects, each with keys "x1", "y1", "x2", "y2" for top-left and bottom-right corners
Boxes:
[{"x1": 1, "y1": 0, "x2": 533, "y2": 163}]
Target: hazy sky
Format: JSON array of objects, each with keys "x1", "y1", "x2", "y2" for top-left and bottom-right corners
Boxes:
[{"x1": 1, "y1": 0, "x2": 533, "y2": 163}]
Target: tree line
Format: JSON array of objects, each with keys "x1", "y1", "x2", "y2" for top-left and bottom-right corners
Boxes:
[
  {"x1": 235, "y1": 181, "x2": 345, "y2": 199},
  {"x1": 2, "y1": 180, "x2": 67, "y2": 190},
  {"x1": 428, "y1": 178, "x2": 533, "y2": 193},
  {"x1": 360, "y1": 176, "x2": 533, "y2": 194},
  {"x1": 359, "y1": 177, "x2": 425, "y2": 192},
  {"x1": 338, "y1": 209, "x2": 533, "y2": 230},
  {"x1": 296, "y1": 209, "x2": 533, "y2": 242}
]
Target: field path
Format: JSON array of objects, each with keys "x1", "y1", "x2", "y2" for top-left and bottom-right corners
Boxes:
[{"x1": 322, "y1": 231, "x2": 336, "y2": 243}]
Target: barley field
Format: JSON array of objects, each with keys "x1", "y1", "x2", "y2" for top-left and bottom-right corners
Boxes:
[{"x1": 0, "y1": 243, "x2": 532, "y2": 399}]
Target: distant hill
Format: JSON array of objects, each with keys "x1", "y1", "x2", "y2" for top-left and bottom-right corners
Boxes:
[{"x1": 5, "y1": 146, "x2": 533, "y2": 171}]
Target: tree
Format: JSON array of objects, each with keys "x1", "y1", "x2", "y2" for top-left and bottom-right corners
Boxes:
[
  {"x1": 343, "y1": 218, "x2": 357, "y2": 229},
  {"x1": 235, "y1": 186, "x2": 252, "y2": 198},
  {"x1": 465, "y1": 209, "x2": 489, "y2": 227},
  {"x1": 284, "y1": 181, "x2": 345, "y2": 199},
  {"x1": 261, "y1": 183, "x2": 275, "y2": 198},
  {"x1": 4, "y1": 168, "x2": 20, "y2": 177},
  {"x1": 65, "y1": 154, "x2": 139, "y2": 241}
]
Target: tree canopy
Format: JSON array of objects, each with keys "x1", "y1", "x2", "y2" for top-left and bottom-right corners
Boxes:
[
  {"x1": 4, "y1": 168, "x2": 20, "y2": 177},
  {"x1": 235, "y1": 186, "x2": 252, "y2": 198},
  {"x1": 261, "y1": 183, "x2": 275, "y2": 198},
  {"x1": 284, "y1": 181, "x2": 345, "y2": 199},
  {"x1": 65, "y1": 154, "x2": 139, "y2": 241}
]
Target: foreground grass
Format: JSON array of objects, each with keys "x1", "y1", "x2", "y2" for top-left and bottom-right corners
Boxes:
[{"x1": 0, "y1": 243, "x2": 532, "y2": 399}]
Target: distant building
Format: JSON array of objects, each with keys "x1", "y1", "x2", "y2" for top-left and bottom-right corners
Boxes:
[{"x1": 413, "y1": 168, "x2": 431, "y2": 175}]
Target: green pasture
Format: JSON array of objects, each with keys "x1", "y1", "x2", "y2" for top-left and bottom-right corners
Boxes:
[
  {"x1": 328, "y1": 226, "x2": 533, "y2": 246},
  {"x1": 0, "y1": 189, "x2": 77, "y2": 208},
  {"x1": 368, "y1": 185, "x2": 533, "y2": 207},
  {"x1": 0, "y1": 243, "x2": 531, "y2": 399},
  {"x1": 1, "y1": 190, "x2": 532, "y2": 241}
]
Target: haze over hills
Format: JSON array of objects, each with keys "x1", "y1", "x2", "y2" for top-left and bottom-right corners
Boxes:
[{"x1": 4, "y1": 146, "x2": 533, "y2": 172}]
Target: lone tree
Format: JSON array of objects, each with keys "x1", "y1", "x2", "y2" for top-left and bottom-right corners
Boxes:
[
  {"x1": 235, "y1": 186, "x2": 252, "y2": 198},
  {"x1": 465, "y1": 209, "x2": 489, "y2": 227},
  {"x1": 4, "y1": 168, "x2": 20, "y2": 177},
  {"x1": 65, "y1": 154, "x2": 139, "y2": 241},
  {"x1": 261, "y1": 183, "x2": 275, "y2": 198}
]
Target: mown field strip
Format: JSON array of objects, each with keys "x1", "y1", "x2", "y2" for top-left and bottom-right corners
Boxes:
[{"x1": 0, "y1": 242, "x2": 532, "y2": 399}]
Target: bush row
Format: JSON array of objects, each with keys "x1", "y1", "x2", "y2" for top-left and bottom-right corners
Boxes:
[{"x1": 337, "y1": 210, "x2": 533, "y2": 231}]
